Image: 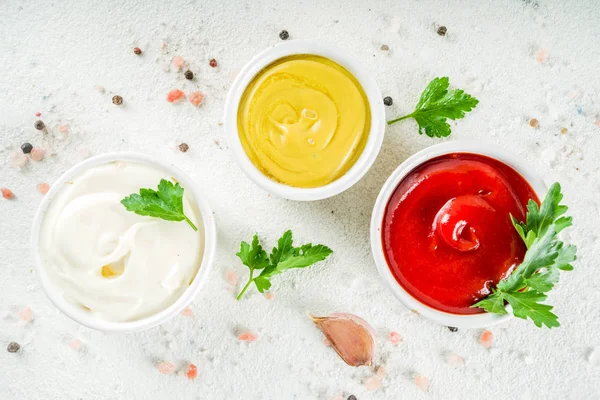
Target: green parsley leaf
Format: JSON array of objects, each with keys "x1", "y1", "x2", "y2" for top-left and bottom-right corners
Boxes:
[
  {"x1": 499, "y1": 225, "x2": 560, "y2": 292},
  {"x1": 387, "y1": 77, "x2": 479, "y2": 138},
  {"x1": 269, "y1": 230, "x2": 294, "y2": 266},
  {"x1": 236, "y1": 234, "x2": 270, "y2": 270},
  {"x1": 121, "y1": 179, "x2": 198, "y2": 231},
  {"x1": 472, "y1": 182, "x2": 576, "y2": 328},
  {"x1": 502, "y1": 291, "x2": 559, "y2": 328},
  {"x1": 253, "y1": 276, "x2": 272, "y2": 293},
  {"x1": 554, "y1": 244, "x2": 577, "y2": 271},
  {"x1": 263, "y1": 244, "x2": 333, "y2": 277},
  {"x1": 524, "y1": 268, "x2": 559, "y2": 293},
  {"x1": 235, "y1": 230, "x2": 332, "y2": 300},
  {"x1": 472, "y1": 291, "x2": 508, "y2": 315},
  {"x1": 522, "y1": 183, "x2": 571, "y2": 237}
]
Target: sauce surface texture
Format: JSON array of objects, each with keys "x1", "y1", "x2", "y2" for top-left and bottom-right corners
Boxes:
[
  {"x1": 382, "y1": 153, "x2": 539, "y2": 314},
  {"x1": 238, "y1": 55, "x2": 371, "y2": 188}
]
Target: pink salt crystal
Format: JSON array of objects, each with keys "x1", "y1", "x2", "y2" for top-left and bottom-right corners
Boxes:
[
  {"x1": 19, "y1": 307, "x2": 33, "y2": 322},
  {"x1": 480, "y1": 330, "x2": 493, "y2": 348},
  {"x1": 181, "y1": 307, "x2": 193, "y2": 317},
  {"x1": 225, "y1": 269, "x2": 239, "y2": 286},
  {"x1": 322, "y1": 336, "x2": 331, "y2": 347},
  {"x1": 535, "y1": 48, "x2": 548, "y2": 63},
  {"x1": 30, "y1": 147, "x2": 45, "y2": 161},
  {"x1": 96, "y1": 85, "x2": 105, "y2": 93},
  {"x1": 79, "y1": 147, "x2": 91, "y2": 159},
  {"x1": 414, "y1": 374, "x2": 429, "y2": 392},
  {"x1": 376, "y1": 365, "x2": 386, "y2": 377},
  {"x1": 1, "y1": 188, "x2": 14, "y2": 199},
  {"x1": 58, "y1": 124, "x2": 69, "y2": 133},
  {"x1": 10, "y1": 150, "x2": 29, "y2": 168},
  {"x1": 445, "y1": 352, "x2": 465, "y2": 366},
  {"x1": 171, "y1": 56, "x2": 186, "y2": 70},
  {"x1": 35, "y1": 112, "x2": 41, "y2": 117},
  {"x1": 389, "y1": 331, "x2": 402, "y2": 345},
  {"x1": 595, "y1": 120, "x2": 600, "y2": 128},
  {"x1": 229, "y1": 69, "x2": 240, "y2": 82},
  {"x1": 37, "y1": 183, "x2": 50, "y2": 195},
  {"x1": 364, "y1": 376, "x2": 382, "y2": 391},
  {"x1": 186, "y1": 363, "x2": 198, "y2": 380},
  {"x1": 567, "y1": 90, "x2": 582, "y2": 100},
  {"x1": 264, "y1": 292, "x2": 275, "y2": 300},
  {"x1": 237, "y1": 331, "x2": 258, "y2": 342},
  {"x1": 157, "y1": 361, "x2": 176, "y2": 374},
  {"x1": 69, "y1": 339, "x2": 83, "y2": 350},
  {"x1": 189, "y1": 91, "x2": 204, "y2": 106},
  {"x1": 45, "y1": 146, "x2": 56, "y2": 157},
  {"x1": 167, "y1": 89, "x2": 185, "y2": 103}
]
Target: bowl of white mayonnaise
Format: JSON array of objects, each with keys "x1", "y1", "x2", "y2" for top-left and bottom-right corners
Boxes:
[{"x1": 31, "y1": 152, "x2": 216, "y2": 333}]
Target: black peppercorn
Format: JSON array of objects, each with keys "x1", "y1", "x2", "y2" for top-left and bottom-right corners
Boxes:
[
  {"x1": 437, "y1": 26, "x2": 447, "y2": 36},
  {"x1": 347, "y1": 395, "x2": 357, "y2": 400},
  {"x1": 7, "y1": 342, "x2": 20, "y2": 353},
  {"x1": 112, "y1": 95, "x2": 123, "y2": 105},
  {"x1": 447, "y1": 326, "x2": 458, "y2": 332},
  {"x1": 184, "y1": 70, "x2": 194, "y2": 80},
  {"x1": 133, "y1": 47, "x2": 142, "y2": 55},
  {"x1": 34, "y1": 120, "x2": 45, "y2": 130},
  {"x1": 178, "y1": 143, "x2": 189, "y2": 152},
  {"x1": 21, "y1": 142, "x2": 33, "y2": 154},
  {"x1": 279, "y1": 30, "x2": 290, "y2": 40},
  {"x1": 383, "y1": 96, "x2": 393, "y2": 106}
]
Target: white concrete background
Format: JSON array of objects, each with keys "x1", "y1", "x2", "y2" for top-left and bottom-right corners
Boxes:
[{"x1": 1, "y1": 0, "x2": 599, "y2": 399}]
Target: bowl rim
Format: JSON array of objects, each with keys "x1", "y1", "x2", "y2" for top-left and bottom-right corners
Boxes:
[
  {"x1": 224, "y1": 39, "x2": 386, "y2": 201},
  {"x1": 369, "y1": 140, "x2": 547, "y2": 329},
  {"x1": 30, "y1": 152, "x2": 217, "y2": 333}
]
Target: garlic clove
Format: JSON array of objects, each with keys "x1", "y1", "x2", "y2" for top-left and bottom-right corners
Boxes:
[{"x1": 310, "y1": 312, "x2": 375, "y2": 367}]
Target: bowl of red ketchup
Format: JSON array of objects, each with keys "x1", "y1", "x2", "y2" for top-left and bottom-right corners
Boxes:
[{"x1": 370, "y1": 141, "x2": 546, "y2": 328}]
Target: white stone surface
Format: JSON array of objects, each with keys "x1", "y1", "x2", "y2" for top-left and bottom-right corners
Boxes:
[{"x1": 1, "y1": 0, "x2": 599, "y2": 398}]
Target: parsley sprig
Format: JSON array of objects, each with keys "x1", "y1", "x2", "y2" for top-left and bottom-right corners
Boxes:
[
  {"x1": 388, "y1": 77, "x2": 479, "y2": 137},
  {"x1": 472, "y1": 183, "x2": 576, "y2": 328},
  {"x1": 121, "y1": 179, "x2": 198, "y2": 231},
  {"x1": 235, "y1": 230, "x2": 332, "y2": 300}
]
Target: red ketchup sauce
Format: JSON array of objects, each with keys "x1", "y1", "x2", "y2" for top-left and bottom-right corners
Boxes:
[{"x1": 382, "y1": 153, "x2": 539, "y2": 314}]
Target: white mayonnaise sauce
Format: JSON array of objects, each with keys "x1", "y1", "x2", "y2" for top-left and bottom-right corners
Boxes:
[{"x1": 39, "y1": 161, "x2": 203, "y2": 322}]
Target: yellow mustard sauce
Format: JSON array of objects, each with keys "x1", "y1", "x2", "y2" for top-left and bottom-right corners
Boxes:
[{"x1": 237, "y1": 54, "x2": 371, "y2": 188}]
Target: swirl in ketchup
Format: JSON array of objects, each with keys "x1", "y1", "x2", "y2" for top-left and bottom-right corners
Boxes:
[{"x1": 382, "y1": 153, "x2": 539, "y2": 314}]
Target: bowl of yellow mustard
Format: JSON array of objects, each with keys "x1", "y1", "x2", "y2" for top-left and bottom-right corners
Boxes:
[{"x1": 225, "y1": 40, "x2": 385, "y2": 201}]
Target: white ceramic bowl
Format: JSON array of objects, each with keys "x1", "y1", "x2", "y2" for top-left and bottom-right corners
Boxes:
[
  {"x1": 370, "y1": 141, "x2": 547, "y2": 329},
  {"x1": 31, "y1": 152, "x2": 216, "y2": 333},
  {"x1": 224, "y1": 39, "x2": 386, "y2": 201}
]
